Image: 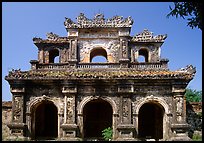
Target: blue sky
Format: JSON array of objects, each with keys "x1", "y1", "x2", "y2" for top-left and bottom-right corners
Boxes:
[{"x1": 2, "y1": 2, "x2": 202, "y2": 101}]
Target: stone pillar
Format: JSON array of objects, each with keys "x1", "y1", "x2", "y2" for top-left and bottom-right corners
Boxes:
[
  {"x1": 68, "y1": 39, "x2": 78, "y2": 68},
  {"x1": 116, "y1": 83, "x2": 136, "y2": 141},
  {"x1": 119, "y1": 37, "x2": 130, "y2": 68},
  {"x1": 44, "y1": 50, "x2": 49, "y2": 63},
  {"x1": 38, "y1": 49, "x2": 44, "y2": 63},
  {"x1": 7, "y1": 82, "x2": 27, "y2": 140},
  {"x1": 61, "y1": 82, "x2": 79, "y2": 140},
  {"x1": 170, "y1": 85, "x2": 191, "y2": 141}
]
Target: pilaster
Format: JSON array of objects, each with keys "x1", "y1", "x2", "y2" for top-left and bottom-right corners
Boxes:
[
  {"x1": 7, "y1": 82, "x2": 27, "y2": 139},
  {"x1": 61, "y1": 82, "x2": 78, "y2": 140},
  {"x1": 170, "y1": 85, "x2": 191, "y2": 141}
]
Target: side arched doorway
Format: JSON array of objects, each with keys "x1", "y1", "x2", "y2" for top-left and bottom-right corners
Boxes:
[
  {"x1": 83, "y1": 99, "x2": 113, "y2": 140},
  {"x1": 138, "y1": 102, "x2": 164, "y2": 140},
  {"x1": 31, "y1": 101, "x2": 58, "y2": 140}
]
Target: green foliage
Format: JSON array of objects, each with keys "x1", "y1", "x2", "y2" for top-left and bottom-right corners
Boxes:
[
  {"x1": 192, "y1": 133, "x2": 202, "y2": 141},
  {"x1": 185, "y1": 88, "x2": 202, "y2": 102},
  {"x1": 102, "y1": 127, "x2": 113, "y2": 141},
  {"x1": 167, "y1": 2, "x2": 202, "y2": 30}
]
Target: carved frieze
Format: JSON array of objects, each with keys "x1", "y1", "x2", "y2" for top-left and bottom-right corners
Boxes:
[
  {"x1": 62, "y1": 86, "x2": 77, "y2": 93},
  {"x1": 118, "y1": 85, "x2": 133, "y2": 93},
  {"x1": 79, "y1": 32, "x2": 118, "y2": 39}
]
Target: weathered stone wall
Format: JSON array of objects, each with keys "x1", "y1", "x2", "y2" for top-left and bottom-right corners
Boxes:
[{"x1": 2, "y1": 101, "x2": 12, "y2": 141}]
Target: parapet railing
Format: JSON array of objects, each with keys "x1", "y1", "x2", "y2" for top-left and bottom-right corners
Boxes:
[
  {"x1": 77, "y1": 63, "x2": 120, "y2": 69},
  {"x1": 30, "y1": 60, "x2": 168, "y2": 70},
  {"x1": 130, "y1": 62, "x2": 168, "y2": 70}
]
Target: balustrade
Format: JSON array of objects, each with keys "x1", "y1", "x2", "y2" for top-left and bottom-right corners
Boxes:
[{"x1": 34, "y1": 62, "x2": 167, "y2": 70}]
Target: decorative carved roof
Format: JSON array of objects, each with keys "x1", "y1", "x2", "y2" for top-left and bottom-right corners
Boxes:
[
  {"x1": 46, "y1": 32, "x2": 59, "y2": 41},
  {"x1": 64, "y1": 13, "x2": 133, "y2": 28},
  {"x1": 33, "y1": 35, "x2": 69, "y2": 44},
  {"x1": 131, "y1": 29, "x2": 167, "y2": 42},
  {"x1": 175, "y1": 65, "x2": 196, "y2": 75},
  {"x1": 5, "y1": 66, "x2": 195, "y2": 80}
]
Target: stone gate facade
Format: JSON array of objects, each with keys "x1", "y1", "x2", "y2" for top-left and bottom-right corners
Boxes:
[{"x1": 5, "y1": 13, "x2": 196, "y2": 141}]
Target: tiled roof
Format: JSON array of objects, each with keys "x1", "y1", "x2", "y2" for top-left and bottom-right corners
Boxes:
[{"x1": 5, "y1": 69, "x2": 194, "y2": 80}]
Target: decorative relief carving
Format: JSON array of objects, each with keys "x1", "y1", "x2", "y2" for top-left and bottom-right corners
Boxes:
[
  {"x1": 118, "y1": 85, "x2": 133, "y2": 93},
  {"x1": 122, "y1": 40, "x2": 127, "y2": 58},
  {"x1": 46, "y1": 32, "x2": 59, "y2": 41},
  {"x1": 13, "y1": 96, "x2": 22, "y2": 122},
  {"x1": 176, "y1": 97, "x2": 183, "y2": 116},
  {"x1": 71, "y1": 40, "x2": 77, "y2": 59},
  {"x1": 67, "y1": 97, "x2": 74, "y2": 122},
  {"x1": 64, "y1": 13, "x2": 133, "y2": 28},
  {"x1": 79, "y1": 32, "x2": 118, "y2": 38},
  {"x1": 176, "y1": 65, "x2": 196, "y2": 75},
  {"x1": 132, "y1": 29, "x2": 167, "y2": 42},
  {"x1": 122, "y1": 98, "x2": 130, "y2": 123}
]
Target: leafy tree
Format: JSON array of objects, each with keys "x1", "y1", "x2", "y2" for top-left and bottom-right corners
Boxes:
[
  {"x1": 185, "y1": 88, "x2": 202, "y2": 102},
  {"x1": 167, "y1": 2, "x2": 202, "y2": 30}
]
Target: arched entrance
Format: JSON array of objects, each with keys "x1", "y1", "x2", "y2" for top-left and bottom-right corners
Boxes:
[
  {"x1": 83, "y1": 99, "x2": 113, "y2": 140},
  {"x1": 31, "y1": 101, "x2": 58, "y2": 140},
  {"x1": 138, "y1": 102, "x2": 164, "y2": 140}
]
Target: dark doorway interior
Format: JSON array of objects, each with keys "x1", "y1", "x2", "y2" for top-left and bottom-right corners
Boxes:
[
  {"x1": 83, "y1": 99, "x2": 112, "y2": 139},
  {"x1": 34, "y1": 101, "x2": 58, "y2": 139},
  {"x1": 138, "y1": 102, "x2": 164, "y2": 140}
]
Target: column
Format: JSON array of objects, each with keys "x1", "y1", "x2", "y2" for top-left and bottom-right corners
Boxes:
[
  {"x1": 68, "y1": 39, "x2": 78, "y2": 68},
  {"x1": 7, "y1": 83, "x2": 27, "y2": 140},
  {"x1": 170, "y1": 85, "x2": 191, "y2": 141},
  {"x1": 116, "y1": 83, "x2": 136, "y2": 141},
  {"x1": 119, "y1": 37, "x2": 130, "y2": 68},
  {"x1": 61, "y1": 83, "x2": 78, "y2": 140}
]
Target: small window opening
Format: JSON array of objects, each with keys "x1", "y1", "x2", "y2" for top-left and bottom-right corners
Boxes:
[
  {"x1": 138, "y1": 49, "x2": 148, "y2": 62},
  {"x1": 90, "y1": 48, "x2": 107, "y2": 63},
  {"x1": 49, "y1": 49, "x2": 59, "y2": 63}
]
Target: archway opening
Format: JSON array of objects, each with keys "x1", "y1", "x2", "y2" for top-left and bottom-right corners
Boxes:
[
  {"x1": 138, "y1": 102, "x2": 164, "y2": 140},
  {"x1": 83, "y1": 99, "x2": 112, "y2": 140},
  {"x1": 49, "y1": 49, "x2": 59, "y2": 63},
  {"x1": 138, "y1": 48, "x2": 148, "y2": 62},
  {"x1": 32, "y1": 101, "x2": 58, "y2": 140},
  {"x1": 90, "y1": 48, "x2": 107, "y2": 63}
]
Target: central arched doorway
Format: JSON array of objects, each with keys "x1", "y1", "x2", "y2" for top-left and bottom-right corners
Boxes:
[
  {"x1": 32, "y1": 100, "x2": 58, "y2": 140},
  {"x1": 138, "y1": 102, "x2": 164, "y2": 140},
  {"x1": 83, "y1": 99, "x2": 113, "y2": 140}
]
